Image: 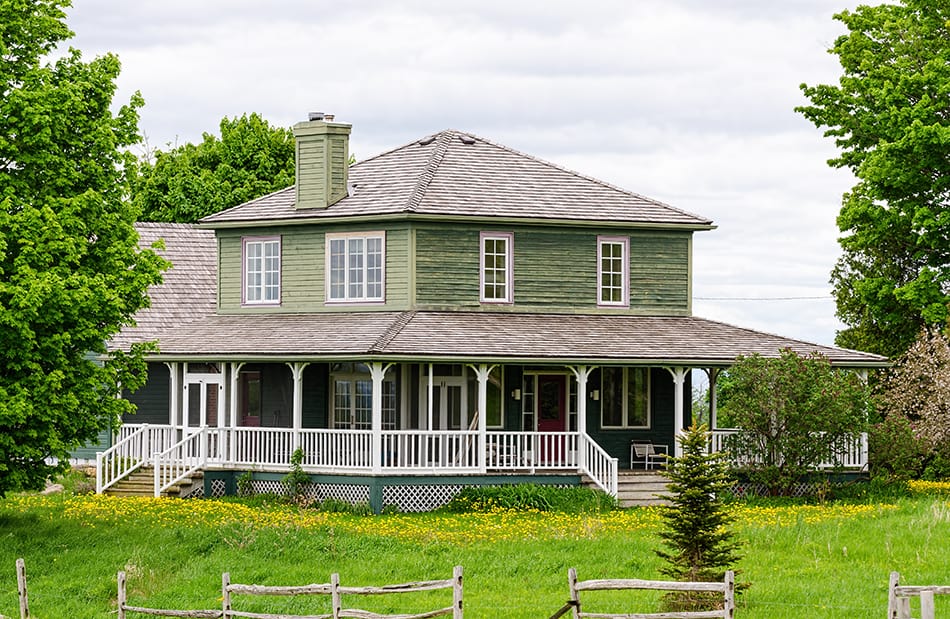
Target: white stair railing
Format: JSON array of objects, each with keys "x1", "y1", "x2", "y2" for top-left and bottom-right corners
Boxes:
[
  {"x1": 579, "y1": 434, "x2": 618, "y2": 497},
  {"x1": 96, "y1": 424, "x2": 177, "y2": 494},
  {"x1": 153, "y1": 428, "x2": 221, "y2": 497}
]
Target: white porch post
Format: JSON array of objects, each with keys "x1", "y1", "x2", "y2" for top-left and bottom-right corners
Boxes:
[
  {"x1": 569, "y1": 365, "x2": 594, "y2": 471},
  {"x1": 427, "y1": 363, "x2": 434, "y2": 431},
  {"x1": 369, "y1": 363, "x2": 390, "y2": 473},
  {"x1": 164, "y1": 362, "x2": 180, "y2": 431},
  {"x1": 708, "y1": 367, "x2": 719, "y2": 430},
  {"x1": 469, "y1": 364, "x2": 494, "y2": 473},
  {"x1": 665, "y1": 367, "x2": 688, "y2": 457},
  {"x1": 287, "y1": 362, "x2": 309, "y2": 452},
  {"x1": 228, "y1": 363, "x2": 244, "y2": 463}
]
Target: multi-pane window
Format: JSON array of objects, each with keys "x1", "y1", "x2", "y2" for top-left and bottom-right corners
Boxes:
[
  {"x1": 331, "y1": 363, "x2": 396, "y2": 430},
  {"x1": 601, "y1": 367, "x2": 650, "y2": 428},
  {"x1": 327, "y1": 232, "x2": 385, "y2": 302},
  {"x1": 244, "y1": 237, "x2": 280, "y2": 304},
  {"x1": 598, "y1": 236, "x2": 629, "y2": 307},
  {"x1": 480, "y1": 232, "x2": 513, "y2": 303}
]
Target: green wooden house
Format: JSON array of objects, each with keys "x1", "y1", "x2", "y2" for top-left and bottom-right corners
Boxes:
[{"x1": 98, "y1": 114, "x2": 886, "y2": 510}]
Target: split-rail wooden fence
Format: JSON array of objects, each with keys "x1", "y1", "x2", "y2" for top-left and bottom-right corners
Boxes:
[
  {"x1": 888, "y1": 571, "x2": 950, "y2": 619},
  {"x1": 548, "y1": 568, "x2": 735, "y2": 619},
  {"x1": 115, "y1": 566, "x2": 463, "y2": 619}
]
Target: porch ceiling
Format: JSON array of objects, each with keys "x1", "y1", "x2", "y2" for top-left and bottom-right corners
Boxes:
[{"x1": 144, "y1": 311, "x2": 887, "y2": 368}]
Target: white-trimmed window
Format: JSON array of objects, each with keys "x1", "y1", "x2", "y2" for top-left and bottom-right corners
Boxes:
[
  {"x1": 326, "y1": 232, "x2": 385, "y2": 303},
  {"x1": 243, "y1": 237, "x2": 281, "y2": 305},
  {"x1": 601, "y1": 367, "x2": 650, "y2": 428},
  {"x1": 331, "y1": 363, "x2": 396, "y2": 430},
  {"x1": 598, "y1": 236, "x2": 629, "y2": 307},
  {"x1": 480, "y1": 232, "x2": 513, "y2": 303}
]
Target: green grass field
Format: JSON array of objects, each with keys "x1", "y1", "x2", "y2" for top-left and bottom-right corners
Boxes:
[{"x1": 1, "y1": 492, "x2": 948, "y2": 618}]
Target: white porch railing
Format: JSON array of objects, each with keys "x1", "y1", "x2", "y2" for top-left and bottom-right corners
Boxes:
[
  {"x1": 709, "y1": 429, "x2": 869, "y2": 470},
  {"x1": 102, "y1": 426, "x2": 620, "y2": 497},
  {"x1": 96, "y1": 424, "x2": 179, "y2": 494}
]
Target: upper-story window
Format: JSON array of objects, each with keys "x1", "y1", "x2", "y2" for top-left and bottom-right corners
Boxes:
[
  {"x1": 326, "y1": 232, "x2": 386, "y2": 303},
  {"x1": 598, "y1": 236, "x2": 629, "y2": 307},
  {"x1": 480, "y1": 232, "x2": 513, "y2": 303},
  {"x1": 243, "y1": 236, "x2": 281, "y2": 305}
]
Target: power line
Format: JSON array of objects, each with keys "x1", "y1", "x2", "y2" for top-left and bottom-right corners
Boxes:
[{"x1": 694, "y1": 295, "x2": 832, "y2": 301}]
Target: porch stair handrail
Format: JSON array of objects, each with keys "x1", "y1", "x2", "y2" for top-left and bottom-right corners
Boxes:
[
  {"x1": 96, "y1": 424, "x2": 177, "y2": 494},
  {"x1": 579, "y1": 433, "x2": 618, "y2": 497},
  {"x1": 153, "y1": 427, "x2": 216, "y2": 497},
  {"x1": 709, "y1": 428, "x2": 869, "y2": 469}
]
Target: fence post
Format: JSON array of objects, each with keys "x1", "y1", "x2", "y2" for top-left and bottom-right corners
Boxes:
[
  {"x1": 330, "y1": 573, "x2": 341, "y2": 619},
  {"x1": 16, "y1": 558, "x2": 28, "y2": 619},
  {"x1": 887, "y1": 571, "x2": 899, "y2": 619},
  {"x1": 567, "y1": 567, "x2": 580, "y2": 619},
  {"x1": 222, "y1": 572, "x2": 231, "y2": 618},
  {"x1": 117, "y1": 571, "x2": 126, "y2": 619},
  {"x1": 723, "y1": 570, "x2": 735, "y2": 619},
  {"x1": 452, "y1": 565, "x2": 463, "y2": 619},
  {"x1": 920, "y1": 591, "x2": 935, "y2": 619}
]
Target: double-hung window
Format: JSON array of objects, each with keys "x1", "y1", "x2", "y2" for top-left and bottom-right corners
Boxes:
[
  {"x1": 326, "y1": 232, "x2": 385, "y2": 303},
  {"x1": 480, "y1": 232, "x2": 513, "y2": 303},
  {"x1": 243, "y1": 237, "x2": 281, "y2": 305},
  {"x1": 601, "y1": 367, "x2": 650, "y2": 428},
  {"x1": 598, "y1": 236, "x2": 629, "y2": 307}
]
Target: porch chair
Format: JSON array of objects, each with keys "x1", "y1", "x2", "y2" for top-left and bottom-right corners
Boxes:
[{"x1": 630, "y1": 441, "x2": 668, "y2": 470}]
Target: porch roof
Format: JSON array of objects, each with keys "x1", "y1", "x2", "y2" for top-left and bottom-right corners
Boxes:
[{"x1": 145, "y1": 311, "x2": 887, "y2": 368}]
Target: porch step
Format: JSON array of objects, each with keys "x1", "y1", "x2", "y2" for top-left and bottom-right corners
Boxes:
[
  {"x1": 587, "y1": 471, "x2": 671, "y2": 508},
  {"x1": 102, "y1": 467, "x2": 203, "y2": 498}
]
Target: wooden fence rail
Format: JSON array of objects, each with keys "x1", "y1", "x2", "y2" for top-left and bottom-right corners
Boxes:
[
  {"x1": 114, "y1": 566, "x2": 463, "y2": 619},
  {"x1": 548, "y1": 568, "x2": 734, "y2": 619},
  {"x1": 888, "y1": 571, "x2": 950, "y2": 619}
]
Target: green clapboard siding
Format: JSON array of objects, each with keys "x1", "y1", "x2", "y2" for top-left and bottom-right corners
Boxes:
[
  {"x1": 414, "y1": 223, "x2": 691, "y2": 314},
  {"x1": 218, "y1": 224, "x2": 410, "y2": 313}
]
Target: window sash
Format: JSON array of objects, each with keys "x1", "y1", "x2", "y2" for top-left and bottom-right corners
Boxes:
[
  {"x1": 327, "y1": 233, "x2": 385, "y2": 302},
  {"x1": 244, "y1": 238, "x2": 280, "y2": 304},
  {"x1": 597, "y1": 237, "x2": 628, "y2": 307},
  {"x1": 481, "y1": 233, "x2": 512, "y2": 303}
]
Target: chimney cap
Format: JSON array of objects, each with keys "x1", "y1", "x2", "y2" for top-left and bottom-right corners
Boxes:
[{"x1": 308, "y1": 111, "x2": 325, "y2": 121}]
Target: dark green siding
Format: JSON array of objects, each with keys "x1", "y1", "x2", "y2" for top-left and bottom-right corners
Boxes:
[
  {"x1": 218, "y1": 224, "x2": 410, "y2": 313},
  {"x1": 123, "y1": 363, "x2": 170, "y2": 425},
  {"x1": 303, "y1": 363, "x2": 329, "y2": 428},
  {"x1": 414, "y1": 223, "x2": 691, "y2": 315}
]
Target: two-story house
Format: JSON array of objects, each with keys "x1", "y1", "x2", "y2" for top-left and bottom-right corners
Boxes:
[{"x1": 99, "y1": 114, "x2": 886, "y2": 511}]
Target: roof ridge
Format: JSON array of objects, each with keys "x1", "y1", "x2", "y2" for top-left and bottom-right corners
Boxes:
[
  {"x1": 455, "y1": 130, "x2": 712, "y2": 225},
  {"x1": 404, "y1": 131, "x2": 453, "y2": 213},
  {"x1": 370, "y1": 311, "x2": 416, "y2": 352}
]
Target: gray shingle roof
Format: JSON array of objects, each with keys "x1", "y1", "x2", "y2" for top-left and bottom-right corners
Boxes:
[
  {"x1": 146, "y1": 311, "x2": 886, "y2": 368},
  {"x1": 109, "y1": 223, "x2": 217, "y2": 351},
  {"x1": 201, "y1": 131, "x2": 713, "y2": 228}
]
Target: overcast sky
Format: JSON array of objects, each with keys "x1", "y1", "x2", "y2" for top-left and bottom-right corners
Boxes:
[{"x1": 65, "y1": 0, "x2": 864, "y2": 347}]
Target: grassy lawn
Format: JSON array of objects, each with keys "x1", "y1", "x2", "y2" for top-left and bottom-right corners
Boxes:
[{"x1": 0, "y1": 491, "x2": 949, "y2": 617}]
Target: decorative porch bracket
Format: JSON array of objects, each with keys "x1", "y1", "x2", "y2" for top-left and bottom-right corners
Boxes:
[
  {"x1": 568, "y1": 365, "x2": 595, "y2": 471},
  {"x1": 466, "y1": 364, "x2": 498, "y2": 473},
  {"x1": 369, "y1": 362, "x2": 394, "y2": 473},
  {"x1": 663, "y1": 366, "x2": 689, "y2": 457},
  {"x1": 286, "y1": 362, "x2": 310, "y2": 452}
]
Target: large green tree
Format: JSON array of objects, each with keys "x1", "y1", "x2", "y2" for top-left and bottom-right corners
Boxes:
[
  {"x1": 132, "y1": 113, "x2": 295, "y2": 223},
  {"x1": 798, "y1": 1, "x2": 950, "y2": 358},
  {"x1": 0, "y1": 0, "x2": 165, "y2": 495}
]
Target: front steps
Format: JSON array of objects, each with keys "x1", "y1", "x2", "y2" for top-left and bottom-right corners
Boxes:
[
  {"x1": 102, "y1": 467, "x2": 203, "y2": 498},
  {"x1": 585, "y1": 470, "x2": 671, "y2": 507}
]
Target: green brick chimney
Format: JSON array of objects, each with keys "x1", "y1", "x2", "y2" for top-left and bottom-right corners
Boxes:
[{"x1": 292, "y1": 113, "x2": 351, "y2": 209}]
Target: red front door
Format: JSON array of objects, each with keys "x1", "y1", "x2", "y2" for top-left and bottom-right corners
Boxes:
[{"x1": 537, "y1": 375, "x2": 566, "y2": 432}]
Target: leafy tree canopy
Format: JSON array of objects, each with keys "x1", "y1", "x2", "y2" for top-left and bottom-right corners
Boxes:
[
  {"x1": 797, "y1": 1, "x2": 950, "y2": 358},
  {"x1": 131, "y1": 113, "x2": 296, "y2": 223},
  {"x1": 0, "y1": 0, "x2": 165, "y2": 495},
  {"x1": 719, "y1": 349, "x2": 870, "y2": 495}
]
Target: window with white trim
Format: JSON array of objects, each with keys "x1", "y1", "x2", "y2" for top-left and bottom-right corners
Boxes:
[
  {"x1": 601, "y1": 367, "x2": 650, "y2": 428},
  {"x1": 598, "y1": 236, "x2": 629, "y2": 307},
  {"x1": 243, "y1": 237, "x2": 281, "y2": 305},
  {"x1": 326, "y1": 232, "x2": 385, "y2": 303},
  {"x1": 480, "y1": 232, "x2": 513, "y2": 303},
  {"x1": 331, "y1": 363, "x2": 396, "y2": 430}
]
